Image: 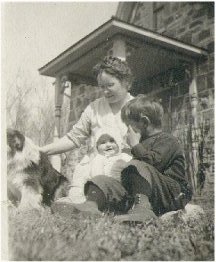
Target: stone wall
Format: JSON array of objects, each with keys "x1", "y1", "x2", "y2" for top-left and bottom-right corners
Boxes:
[
  {"x1": 131, "y1": 2, "x2": 214, "y2": 95},
  {"x1": 131, "y1": 2, "x2": 214, "y2": 49},
  {"x1": 130, "y1": 2, "x2": 214, "y2": 194},
  {"x1": 131, "y1": 2, "x2": 214, "y2": 96}
]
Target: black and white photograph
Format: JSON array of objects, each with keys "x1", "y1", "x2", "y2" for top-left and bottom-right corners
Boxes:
[{"x1": 2, "y1": 1, "x2": 214, "y2": 261}]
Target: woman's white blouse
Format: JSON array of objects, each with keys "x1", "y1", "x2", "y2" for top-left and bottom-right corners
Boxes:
[{"x1": 66, "y1": 93, "x2": 133, "y2": 154}]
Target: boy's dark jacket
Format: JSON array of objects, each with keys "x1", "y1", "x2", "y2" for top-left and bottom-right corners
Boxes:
[{"x1": 131, "y1": 132, "x2": 187, "y2": 187}]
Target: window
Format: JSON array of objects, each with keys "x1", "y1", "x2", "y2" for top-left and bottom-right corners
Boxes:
[
  {"x1": 130, "y1": 2, "x2": 154, "y2": 30},
  {"x1": 129, "y1": 2, "x2": 166, "y2": 32}
]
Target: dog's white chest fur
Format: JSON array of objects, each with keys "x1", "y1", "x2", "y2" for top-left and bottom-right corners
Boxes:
[
  {"x1": 8, "y1": 165, "x2": 28, "y2": 188},
  {"x1": 7, "y1": 169, "x2": 28, "y2": 203},
  {"x1": 7, "y1": 165, "x2": 43, "y2": 209}
]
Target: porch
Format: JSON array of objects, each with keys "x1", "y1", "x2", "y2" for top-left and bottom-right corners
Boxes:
[{"x1": 39, "y1": 17, "x2": 211, "y2": 194}]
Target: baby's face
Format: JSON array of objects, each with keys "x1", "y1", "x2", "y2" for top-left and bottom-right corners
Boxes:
[{"x1": 97, "y1": 136, "x2": 119, "y2": 157}]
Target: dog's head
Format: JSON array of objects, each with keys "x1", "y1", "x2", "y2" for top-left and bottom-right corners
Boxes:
[
  {"x1": 7, "y1": 128, "x2": 40, "y2": 169},
  {"x1": 7, "y1": 129, "x2": 25, "y2": 157}
]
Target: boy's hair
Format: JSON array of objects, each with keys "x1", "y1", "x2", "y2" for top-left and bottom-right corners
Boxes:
[
  {"x1": 96, "y1": 134, "x2": 118, "y2": 148},
  {"x1": 121, "y1": 94, "x2": 164, "y2": 128},
  {"x1": 93, "y1": 56, "x2": 133, "y2": 90}
]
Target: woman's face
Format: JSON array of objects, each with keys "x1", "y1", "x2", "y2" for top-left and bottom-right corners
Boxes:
[{"x1": 97, "y1": 71, "x2": 128, "y2": 104}]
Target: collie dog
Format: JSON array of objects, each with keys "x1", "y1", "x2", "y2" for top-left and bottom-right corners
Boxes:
[{"x1": 7, "y1": 129, "x2": 69, "y2": 210}]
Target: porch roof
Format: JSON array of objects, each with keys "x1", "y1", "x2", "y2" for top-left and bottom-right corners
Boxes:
[{"x1": 39, "y1": 17, "x2": 208, "y2": 80}]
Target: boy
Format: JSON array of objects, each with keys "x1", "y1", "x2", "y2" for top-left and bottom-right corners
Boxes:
[{"x1": 115, "y1": 95, "x2": 193, "y2": 222}]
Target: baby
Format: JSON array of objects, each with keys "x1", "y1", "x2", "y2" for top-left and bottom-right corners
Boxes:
[
  {"x1": 90, "y1": 130, "x2": 132, "y2": 180},
  {"x1": 69, "y1": 129, "x2": 131, "y2": 203}
]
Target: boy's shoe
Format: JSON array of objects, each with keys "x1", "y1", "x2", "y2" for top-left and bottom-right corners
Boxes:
[
  {"x1": 51, "y1": 197, "x2": 101, "y2": 217},
  {"x1": 114, "y1": 194, "x2": 157, "y2": 223}
]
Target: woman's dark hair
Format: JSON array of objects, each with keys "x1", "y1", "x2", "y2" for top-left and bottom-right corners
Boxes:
[
  {"x1": 93, "y1": 56, "x2": 133, "y2": 89},
  {"x1": 121, "y1": 94, "x2": 164, "y2": 128}
]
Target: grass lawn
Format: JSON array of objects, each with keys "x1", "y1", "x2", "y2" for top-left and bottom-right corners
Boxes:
[{"x1": 8, "y1": 202, "x2": 214, "y2": 261}]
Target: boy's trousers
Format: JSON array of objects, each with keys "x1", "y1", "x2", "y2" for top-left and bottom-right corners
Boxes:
[{"x1": 84, "y1": 160, "x2": 192, "y2": 216}]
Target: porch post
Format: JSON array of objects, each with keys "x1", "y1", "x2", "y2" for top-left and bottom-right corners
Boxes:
[
  {"x1": 107, "y1": 36, "x2": 127, "y2": 60},
  {"x1": 189, "y1": 65, "x2": 199, "y2": 193},
  {"x1": 54, "y1": 76, "x2": 63, "y2": 138},
  {"x1": 54, "y1": 75, "x2": 71, "y2": 136},
  {"x1": 52, "y1": 75, "x2": 69, "y2": 172},
  {"x1": 107, "y1": 35, "x2": 140, "y2": 61},
  {"x1": 112, "y1": 37, "x2": 127, "y2": 60}
]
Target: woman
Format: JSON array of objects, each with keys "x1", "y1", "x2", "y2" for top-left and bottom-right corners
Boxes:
[{"x1": 40, "y1": 56, "x2": 134, "y2": 209}]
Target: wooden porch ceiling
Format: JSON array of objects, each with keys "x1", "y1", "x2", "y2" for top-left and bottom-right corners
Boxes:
[{"x1": 39, "y1": 17, "x2": 208, "y2": 81}]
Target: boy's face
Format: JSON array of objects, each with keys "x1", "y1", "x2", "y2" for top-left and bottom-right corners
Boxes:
[
  {"x1": 128, "y1": 119, "x2": 148, "y2": 138},
  {"x1": 97, "y1": 135, "x2": 119, "y2": 157}
]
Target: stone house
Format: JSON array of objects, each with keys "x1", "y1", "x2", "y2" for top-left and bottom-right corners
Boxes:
[{"x1": 39, "y1": 2, "x2": 214, "y2": 195}]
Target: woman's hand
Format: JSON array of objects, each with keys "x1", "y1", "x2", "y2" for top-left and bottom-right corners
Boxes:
[
  {"x1": 126, "y1": 126, "x2": 141, "y2": 147},
  {"x1": 39, "y1": 136, "x2": 75, "y2": 155}
]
